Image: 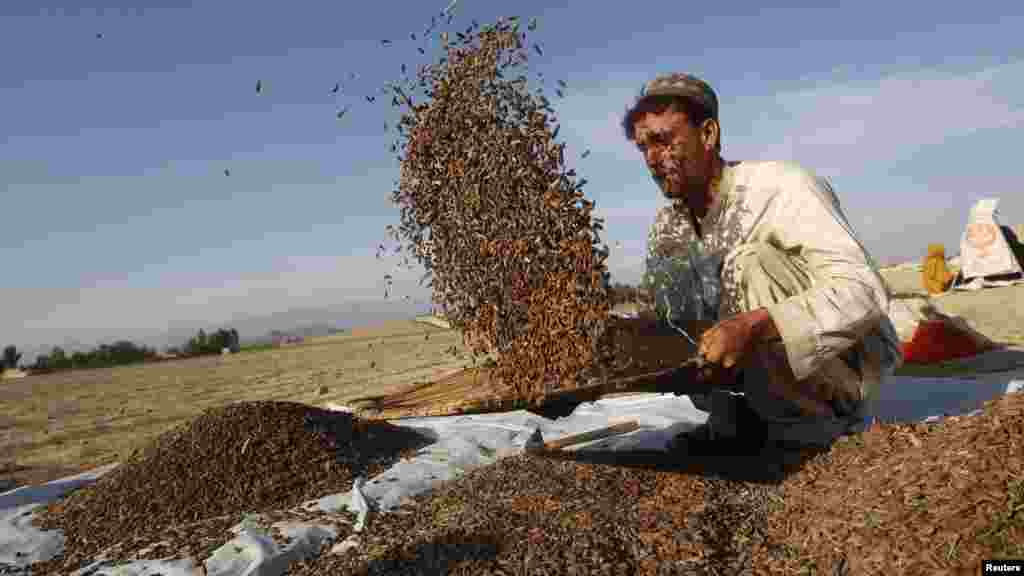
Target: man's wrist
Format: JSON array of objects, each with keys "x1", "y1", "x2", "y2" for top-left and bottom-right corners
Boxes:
[{"x1": 749, "y1": 308, "x2": 780, "y2": 342}]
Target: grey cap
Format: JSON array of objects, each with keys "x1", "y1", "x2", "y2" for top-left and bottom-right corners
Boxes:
[{"x1": 639, "y1": 73, "x2": 718, "y2": 120}]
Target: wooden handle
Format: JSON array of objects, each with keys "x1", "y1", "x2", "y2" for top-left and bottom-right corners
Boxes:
[
  {"x1": 356, "y1": 357, "x2": 726, "y2": 421},
  {"x1": 530, "y1": 358, "x2": 715, "y2": 404},
  {"x1": 543, "y1": 420, "x2": 641, "y2": 450}
]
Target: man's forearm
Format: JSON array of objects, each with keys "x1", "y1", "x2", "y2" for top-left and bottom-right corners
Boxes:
[{"x1": 748, "y1": 307, "x2": 799, "y2": 380}]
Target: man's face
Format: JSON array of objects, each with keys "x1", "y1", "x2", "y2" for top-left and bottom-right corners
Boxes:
[{"x1": 632, "y1": 108, "x2": 712, "y2": 207}]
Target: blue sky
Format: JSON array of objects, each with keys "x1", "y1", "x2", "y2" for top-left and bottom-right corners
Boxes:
[{"x1": 2, "y1": 0, "x2": 1022, "y2": 353}]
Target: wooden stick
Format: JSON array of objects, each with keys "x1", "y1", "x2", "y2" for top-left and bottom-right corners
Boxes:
[
  {"x1": 541, "y1": 420, "x2": 641, "y2": 451},
  {"x1": 359, "y1": 357, "x2": 726, "y2": 421},
  {"x1": 538, "y1": 358, "x2": 712, "y2": 403}
]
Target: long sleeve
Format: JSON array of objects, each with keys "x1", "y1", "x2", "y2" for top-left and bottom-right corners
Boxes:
[{"x1": 764, "y1": 167, "x2": 891, "y2": 382}]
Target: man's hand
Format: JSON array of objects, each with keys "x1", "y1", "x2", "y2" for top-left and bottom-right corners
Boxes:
[
  {"x1": 693, "y1": 359, "x2": 740, "y2": 389},
  {"x1": 698, "y1": 308, "x2": 779, "y2": 370}
]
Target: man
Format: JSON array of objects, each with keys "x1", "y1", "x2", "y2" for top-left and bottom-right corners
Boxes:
[{"x1": 623, "y1": 73, "x2": 903, "y2": 449}]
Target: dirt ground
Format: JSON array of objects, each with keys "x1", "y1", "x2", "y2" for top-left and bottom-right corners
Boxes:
[
  {"x1": 3, "y1": 275, "x2": 1021, "y2": 493},
  {"x1": 0, "y1": 320, "x2": 472, "y2": 490}
]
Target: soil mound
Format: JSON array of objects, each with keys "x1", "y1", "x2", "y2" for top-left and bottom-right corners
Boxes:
[{"x1": 29, "y1": 401, "x2": 432, "y2": 574}]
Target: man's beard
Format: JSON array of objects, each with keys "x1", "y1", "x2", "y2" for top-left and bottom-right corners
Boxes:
[{"x1": 655, "y1": 168, "x2": 706, "y2": 204}]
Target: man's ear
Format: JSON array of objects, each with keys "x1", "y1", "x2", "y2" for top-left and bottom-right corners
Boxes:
[{"x1": 700, "y1": 119, "x2": 720, "y2": 152}]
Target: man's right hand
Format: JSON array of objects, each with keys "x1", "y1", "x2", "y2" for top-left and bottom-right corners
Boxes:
[
  {"x1": 662, "y1": 358, "x2": 739, "y2": 399},
  {"x1": 693, "y1": 358, "x2": 741, "y2": 390}
]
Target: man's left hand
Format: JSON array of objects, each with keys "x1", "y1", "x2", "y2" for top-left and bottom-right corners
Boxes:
[{"x1": 698, "y1": 309, "x2": 774, "y2": 369}]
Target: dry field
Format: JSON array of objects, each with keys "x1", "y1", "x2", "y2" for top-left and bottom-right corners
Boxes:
[
  {"x1": 879, "y1": 266, "x2": 1024, "y2": 346},
  {"x1": 0, "y1": 319, "x2": 473, "y2": 490}
]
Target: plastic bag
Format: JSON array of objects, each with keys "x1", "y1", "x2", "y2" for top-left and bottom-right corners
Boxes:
[{"x1": 350, "y1": 477, "x2": 371, "y2": 532}]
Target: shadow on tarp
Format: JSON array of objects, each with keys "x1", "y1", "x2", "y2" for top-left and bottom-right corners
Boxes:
[
  {"x1": 530, "y1": 441, "x2": 827, "y2": 486},
  {"x1": 874, "y1": 369, "x2": 1024, "y2": 424}
]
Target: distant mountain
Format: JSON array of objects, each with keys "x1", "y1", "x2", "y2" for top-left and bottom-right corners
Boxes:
[
  {"x1": 168, "y1": 299, "x2": 431, "y2": 347},
  {"x1": 293, "y1": 323, "x2": 348, "y2": 338},
  {"x1": 14, "y1": 299, "x2": 433, "y2": 361},
  {"x1": 259, "y1": 323, "x2": 347, "y2": 344}
]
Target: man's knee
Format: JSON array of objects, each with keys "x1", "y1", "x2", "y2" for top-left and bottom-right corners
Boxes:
[{"x1": 725, "y1": 242, "x2": 788, "y2": 281}]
